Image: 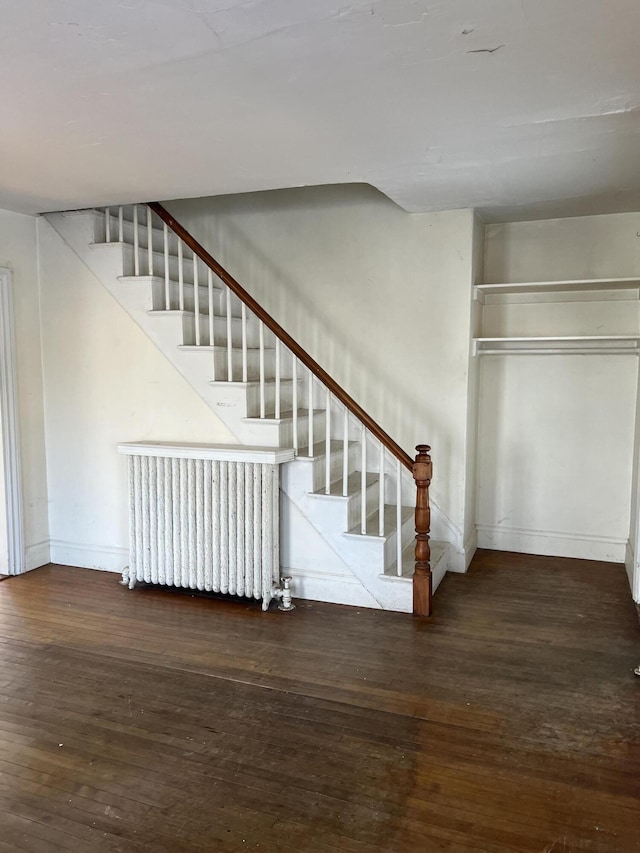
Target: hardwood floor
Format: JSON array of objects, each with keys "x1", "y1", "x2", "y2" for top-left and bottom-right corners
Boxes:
[{"x1": 0, "y1": 550, "x2": 638, "y2": 852}]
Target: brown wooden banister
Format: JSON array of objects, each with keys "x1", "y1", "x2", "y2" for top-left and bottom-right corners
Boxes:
[{"x1": 148, "y1": 201, "x2": 432, "y2": 615}]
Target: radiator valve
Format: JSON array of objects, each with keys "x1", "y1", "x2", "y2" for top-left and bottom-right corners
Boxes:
[{"x1": 274, "y1": 576, "x2": 295, "y2": 612}]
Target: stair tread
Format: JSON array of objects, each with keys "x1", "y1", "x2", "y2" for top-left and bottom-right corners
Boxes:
[
  {"x1": 179, "y1": 344, "x2": 275, "y2": 354},
  {"x1": 382, "y1": 539, "x2": 448, "y2": 580},
  {"x1": 243, "y1": 408, "x2": 325, "y2": 424},
  {"x1": 311, "y1": 471, "x2": 378, "y2": 498},
  {"x1": 209, "y1": 378, "x2": 298, "y2": 388},
  {"x1": 295, "y1": 440, "x2": 355, "y2": 458},
  {"x1": 119, "y1": 275, "x2": 224, "y2": 293},
  {"x1": 344, "y1": 505, "x2": 413, "y2": 538}
]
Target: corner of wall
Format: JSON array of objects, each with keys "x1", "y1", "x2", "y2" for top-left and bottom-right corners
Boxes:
[
  {"x1": 461, "y1": 211, "x2": 485, "y2": 569},
  {"x1": 34, "y1": 216, "x2": 51, "y2": 565}
]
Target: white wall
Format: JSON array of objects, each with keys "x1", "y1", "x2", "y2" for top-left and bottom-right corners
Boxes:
[
  {"x1": 478, "y1": 213, "x2": 640, "y2": 567},
  {"x1": 37, "y1": 218, "x2": 234, "y2": 572},
  {"x1": 167, "y1": 185, "x2": 477, "y2": 563},
  {"x1": 0, "y1": 209, "x2": 49, "y2": 569},
  {"x1": 462, "y1": 213, "x2": 485, "y2": 565},
  {"x1": 0, "y1": 392, "x2": 6, "y2": 572}
]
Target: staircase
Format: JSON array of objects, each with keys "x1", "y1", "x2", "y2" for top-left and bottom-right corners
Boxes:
[{"x1": 45, "y1": 205, "x2": 451, "y2": 612}]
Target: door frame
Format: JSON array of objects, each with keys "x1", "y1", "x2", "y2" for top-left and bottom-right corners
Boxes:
[{"x1": 0, "y1": 268, "x2": 24, "y2": 574}]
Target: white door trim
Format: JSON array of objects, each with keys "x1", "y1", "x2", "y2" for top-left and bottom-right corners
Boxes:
[{"x1": 0, "y1": 268, "x2": 25, "y2": 574}]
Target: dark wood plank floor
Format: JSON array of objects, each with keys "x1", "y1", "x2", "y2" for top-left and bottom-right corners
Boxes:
[{"x1": 0, "y1": 550, "x2": 638, "y2": 852}]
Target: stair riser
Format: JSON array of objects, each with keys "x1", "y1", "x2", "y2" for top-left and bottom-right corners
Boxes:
[
  {"x1": 309, "y1": 478, "x2": 381, "y2": 531},
  {"x1": 150, "y1": 279, "x2": 239, "y2": 317},
  {"x1": 341, "y1": 511, "x2": 415, "y2": 568},
  {"x1": 244, "y1": 381, "x2": 296, "y2": 418},
  {"x1": 194, "y1": 314, "x2": 266, "y2": 348},
  {"x1": 310, "y1": 443, "x2": 358, "y2": 491},
  {"x1": 190, "y1": 346, "x2": 293, "y2": 382},
  {"x1": 282, "y1": 444, "x2": 359, "y2": 496},
  {"x1": 242, "y1": 409, "x2": 327, "y2": 448},
  {"x1": 121, "y1": 244, "x2": 204, "y2": 287},
  {"x1": 103, "y1": 214, "x2": 181, "y2": 255}
]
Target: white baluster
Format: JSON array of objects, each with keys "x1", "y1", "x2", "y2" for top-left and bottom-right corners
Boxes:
[
  {"x1": 178, "y1": 240, "x2": 184, "y2": 310},
  {"x1": 342, "y1": 408, "x2": 349, "y2": 497},
  {"x1": 133, "y1": 204, "x2": 140, "y2": 276},
  {"x1": 241, "y1": 303, "x2": 248, "y2": 383},
  {"x1": 147, "y1": 206, "x2": 153, "y2": 275},
  {"x1": 275, "y1": 338, "x2": 281, "y2": 419},
  {"x1": 226, "y1": 289, "x2": 233, "y2": 381},
  {"x1": 118, "y1": 206, "x2": 124, "y2": 243},
  {"x1": 259, "y1": 321, "x2": 265, "y2": 418},
  {"x1": 307, "y1": 369, "x2": 314, "y2": 458},
  {"x1": 105, "y1": 207, "x2": 111, "y2": 242},
  {"x1": 193, "y1": 256, "x2": 200, "y2": 345},
  {"x1": 396, "y1": 458, "x2": 402, "y2": 577},
  {"x1": 163, "y1": 223, "x2": 170, "y2": 310},
  {"x1": 378, "y1": 443, "x2": 385, "y2": 536},
  {"x1": 208, "y1": 269, "x2": 215, "y2": 353},
  {"x1": 292, "y1": 356, "x2": 298, "y2": 452},
  {"x1": 325, "y1": 389, "x2": 331, "y2": 494},
  {"x1": 361, "y1": 424, "x2": 367, "y2": 534}
]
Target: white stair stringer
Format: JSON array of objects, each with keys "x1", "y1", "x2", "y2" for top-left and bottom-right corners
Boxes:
[{"x1": 44, "y1": 207, "x2": 454, "y2": 612}]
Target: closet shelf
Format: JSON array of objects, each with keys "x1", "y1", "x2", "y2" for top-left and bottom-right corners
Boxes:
[
  {"x1": 474, "y1": 277, "x2": 640, "y2": 303},
  {"x1": 473, "y1": 335, "x2": 640, "y2": 356}
]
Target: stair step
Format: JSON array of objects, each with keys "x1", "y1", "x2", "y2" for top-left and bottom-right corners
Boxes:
[
  {"x1": 121, "y1": 275, "x2": 243, "y2": 317},
  {"x1": 312, "y1": 471, "x2": 378, "y2": 498},
  {"x1": 344, "y1": 505, "x2": 413, "y2": 539},
  {"x1": 243, "y1": 408, "x2": 323, "y2": 424},
  {"x1": 180, "y1": 343, "x2": 273, "y2": 353},
  {"x1": 209, "y1": 378, "x2": 298, "y2": 389},
  {"x1": 382, "y1": 539, "x2": 447, "y2": 581},
  {"x1": 180, "y1": 343, "x2": 293, "y2": 382},
  {"x1": 119, "y1": 275, "x2": 223, "y2": 295}
]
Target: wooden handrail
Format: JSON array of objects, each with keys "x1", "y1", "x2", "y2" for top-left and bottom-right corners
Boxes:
[{"x1": 149, "y1": 202, "x2": 414, "y2": 471}]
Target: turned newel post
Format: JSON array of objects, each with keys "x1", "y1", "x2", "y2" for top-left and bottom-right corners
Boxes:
[{"x1": 412, "y1": 444, "x2": 432, "y2": 617}]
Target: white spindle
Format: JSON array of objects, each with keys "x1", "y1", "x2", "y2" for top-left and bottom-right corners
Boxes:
[
  {"x1": 325, "y1": 389, "x2": 331, "y2": 494},
  {"x1": 361, "y1": 424, "x2": 367, "y2": 534},
  {"x1": 396, "y1": 458, "x2": 402, "y2": 577},
  {"x1": 259, "y1": 321, "x2": 265, "y2": 418},
  {"x1": 226, "y1": 289, "x2": 233, "y2": 381},
  {"x1": 275, "y1": 338, "x2": 281, "y2": 419},
  {"x1": 292, "y1": 356, "x2": 298, "y2": 451},
  {"x1": 378, "y1": 443, "x2": 385, "y2": 537},
  {"x1": 307, "y1": 369, "x2": 314, "y2": 457},
  {"x1": 241, "y1": 303, "x2": 248, "y2": 383},
  {"x1": 133, "y1": 205, "x2": 140, "y2": 276},
  {"x1": 178, "y1": 240, "x2": 184, "y2": 310},
  {"x1": 118, "y1": 206, "x2": 124, "y2": 242},
  {"x1": 208, "y1": 269, "x2": 215, "y2": 352},
  {"x1": 193, "y1": 257, "x2": 200, "y2": 345},
  {"x1": 105, "y1": 207, "x2": 111, "y2": 242},
  {"x1": 163, "y1": 223, "x2": 170, "y2": 310},
  {"x1": 342, "y1": 408, "x2": 349, "y2": 497},
  {"x1": 147, "y1": 206, "x2": 153, "y2": 275}
]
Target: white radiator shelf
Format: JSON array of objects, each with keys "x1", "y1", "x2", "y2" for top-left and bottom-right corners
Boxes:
[{"x1": 118, "y1": 441, "x2": 294, "y2": 464}]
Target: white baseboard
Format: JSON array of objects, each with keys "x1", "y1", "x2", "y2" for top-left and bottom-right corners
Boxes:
[
  {"x1": 626, "y1": 539, "x2": 640, "y2": 603},
  {"x1": 283, "y1": 566, "x2": 382, "y2": 609},
  {"x1": 477, "y1": 524, "x2": 626, "y2": 563},
  {"x1": 49, "y1": 539, "x2": 127, "y2": 573},
  {"x1": 446, "y1": 528, "x2": 478, "y2": 573},
  {"x1": 25, "y1": 539, "x2": 50, "y2": 571},
  {"x1": 625, "y1": 540, "x2": 634, "y2": 590}
]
